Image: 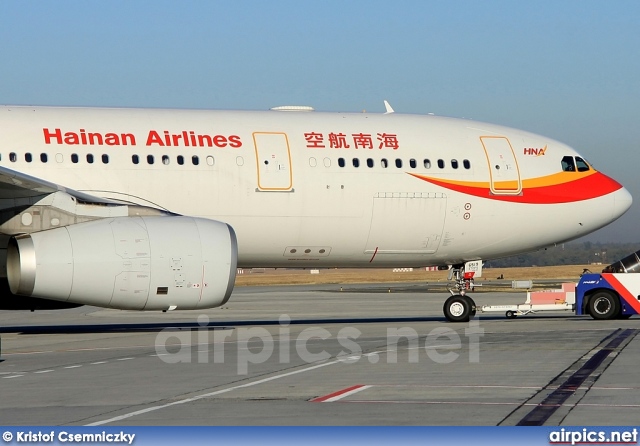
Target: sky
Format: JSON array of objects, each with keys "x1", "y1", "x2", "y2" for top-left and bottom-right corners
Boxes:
[{"x1": 1, "y1": 0, "x2": 639, "y2": 243}]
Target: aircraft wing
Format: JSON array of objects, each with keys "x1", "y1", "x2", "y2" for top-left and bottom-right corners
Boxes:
[{"x1": 0, "y1": 165, "x2": 114, "y2": 203}]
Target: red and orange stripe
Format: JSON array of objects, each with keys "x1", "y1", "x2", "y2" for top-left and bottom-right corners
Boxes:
[{"x1": 409, "y1": 170, "x2": 622, "y2": 204}]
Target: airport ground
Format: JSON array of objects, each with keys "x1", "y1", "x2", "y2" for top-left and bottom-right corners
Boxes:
[
  {"x1": 0, "y1": 267, "x2": 638, "y2": 426},
  {"x1": 233, "y1": 264, "x2": 595, "y2": 287}
]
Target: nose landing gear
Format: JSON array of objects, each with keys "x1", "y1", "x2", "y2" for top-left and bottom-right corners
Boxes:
[
  {"x1": 443, "y1": 293, "x2": 476, "y2": 322},
  {"x1": 443, "y1": 264, "x2": 477, "y2": 322}
]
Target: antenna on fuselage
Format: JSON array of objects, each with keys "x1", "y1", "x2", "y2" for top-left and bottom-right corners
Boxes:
[{"x1": 383, "y1": 100, "x2": 395, "y2": 114}]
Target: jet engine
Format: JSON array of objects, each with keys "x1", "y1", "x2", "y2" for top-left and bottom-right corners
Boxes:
[{"x1": 6, "y1": 216, "x2": 237, "y2": 311}]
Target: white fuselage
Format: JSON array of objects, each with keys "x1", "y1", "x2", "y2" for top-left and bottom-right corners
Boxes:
[{"x1": 0, "y1": 106, "x2": 632, "y2": 268}]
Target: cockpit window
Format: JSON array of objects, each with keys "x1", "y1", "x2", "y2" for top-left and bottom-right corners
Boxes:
[
  {"x1": 575, "y1": 156, "x2": 590, "y2": 172},
  {"x1": 561, "y1": 156, "x2": 576, "y2": 172}
]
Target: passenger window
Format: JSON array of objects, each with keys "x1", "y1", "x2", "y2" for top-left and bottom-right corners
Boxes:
[
  {"x1": 25, "y1": 153, "x2": 33, "y2": 163},
  {"x1": 409, "y1": 159, "x2": 417, "y2": 169},
  {"x1": 102, "y1": 154, "x2": 109, "y2": 164},
  {"x1": 395, "y1": 159, "x2": 403, "y2": 168},
  {"x1": 40, "y1": 153, "x2": 48, "y2": 163},
  {"x1": 206, "y1": 156, "x2": 215, "y2": 166},
  {"x1": 463, "y1": 159, "x2": 471, "y2": 169},
  {"x1": 437, "y1": 159, "x2": 445, "y2": 169},
  {"x1": 367, "y1": 158, "x2": 374, "y2": 168},
  {"x1": 561, "y1": 156, "x2": 576, "y2": 172},
  {"x1": 9, "y1": 152, "x2": 17, "y2": 162},
  {"x1": 147, "y1": 155, "x2": 154, "y2": 165},
  {"x1": 352, "y1": 158, "x2": 360, "y2": 168},
  {"x1": 575, "y1": 157, "x2": 590, "y2": 172},
  {"x1": 162, "y1": 155, "x2": 170, "y2": 165},
  {"x1": 177, "y1": 155, "x2": 184, "y2": 165},
  {"x1": 381, "y1": 158, "x2": 388, "y2": 168},
  {"x1": 86, "y1": 154, "x2": 94, "y2": 164},
  {"x1": 71, "y1": 153, "x2": 79, "y2": 164},
  {"x1": 451, "y1": 159, "x2": 459, "y2": 169},
  {"x1": 338, "y1": 157, "x2": 345, "y2": 168},
  {"x1": 192, "y1": 155, "x2": 199, "y2": 165},
  {"x1": 132, "y1": 155, "x2": 139, "y2": 164},
  {"x1": 424, "y1": 159, "x2": 431, "y2": 169}
]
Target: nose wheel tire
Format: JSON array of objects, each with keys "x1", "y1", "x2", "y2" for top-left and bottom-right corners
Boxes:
[{"x1": 444, "y1": 295, "x2": 476, "y2": 322}]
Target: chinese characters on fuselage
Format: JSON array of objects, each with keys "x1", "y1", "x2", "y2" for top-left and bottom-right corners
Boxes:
[{"x1": 303, "y1": 132, "x2": 399, "y2": 150}]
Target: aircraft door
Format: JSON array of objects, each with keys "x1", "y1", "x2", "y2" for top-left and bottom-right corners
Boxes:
[
  {"x1": 480, "y1": 136, "x2": 521, "y2": 194},
  {"x1": 253, "y1": 132, "x2": 293, "y2": 191}
]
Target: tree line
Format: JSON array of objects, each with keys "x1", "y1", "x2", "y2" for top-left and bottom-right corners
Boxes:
[{"x1": 484, "y1": 242, "x2": 640, "y2": 268}]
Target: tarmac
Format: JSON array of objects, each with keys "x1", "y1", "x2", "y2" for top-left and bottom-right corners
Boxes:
[{"x1": 0, "y1": 283, "x2": 638, "y2": 426}]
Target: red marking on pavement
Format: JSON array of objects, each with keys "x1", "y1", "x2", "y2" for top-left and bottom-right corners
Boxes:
[{"x1": 310, "y1": 384, "x2": 368, "y2": 402}]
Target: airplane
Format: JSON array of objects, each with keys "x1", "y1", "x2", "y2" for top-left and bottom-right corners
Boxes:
[{"x1": 0, "y1": 102, "x2": 632, "y2": 322}]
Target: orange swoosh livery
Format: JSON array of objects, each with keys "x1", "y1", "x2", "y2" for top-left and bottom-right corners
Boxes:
[{"x1": 410, "y1": 170, "x2": 623, "y2": 204}]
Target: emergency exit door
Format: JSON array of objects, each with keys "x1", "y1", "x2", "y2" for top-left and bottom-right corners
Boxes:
[
  {"x1": 253, "y1": 132, "x2": 293, "y2": 191},
  {"x1": 480, "y1": 136, "x2": 521, "y2": 194}
]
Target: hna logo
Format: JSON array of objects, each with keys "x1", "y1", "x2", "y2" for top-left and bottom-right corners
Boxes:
[{"x1": 523, "y1": 145, "x2": 547, "y2": 156}]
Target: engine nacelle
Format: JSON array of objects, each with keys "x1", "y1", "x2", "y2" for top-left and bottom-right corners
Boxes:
[{"x1": 7, "y1": 216, "x2": 237, "y2": 311}]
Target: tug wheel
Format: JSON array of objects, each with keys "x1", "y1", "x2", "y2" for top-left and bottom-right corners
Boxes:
[{"x1": 588, "y1": 291, "x2": 620, "y2": 320}]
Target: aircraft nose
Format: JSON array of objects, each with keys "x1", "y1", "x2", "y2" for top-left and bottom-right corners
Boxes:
[{"x1": 613, "y1": 186, "x2": 633, "y2": 220}]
